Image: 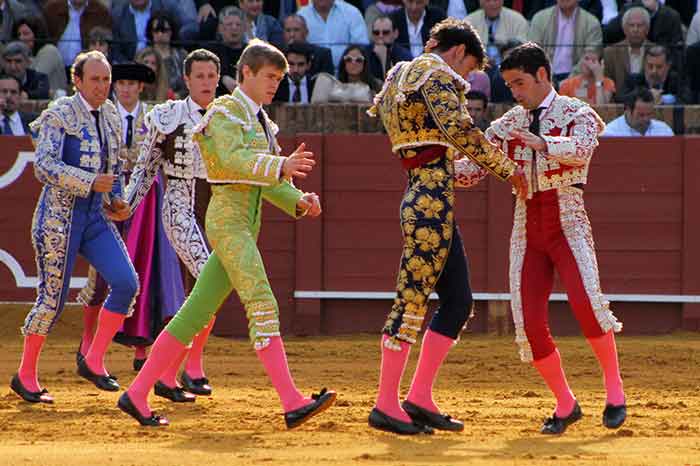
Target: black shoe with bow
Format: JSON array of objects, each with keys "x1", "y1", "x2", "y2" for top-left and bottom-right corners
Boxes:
[
  {"x1": 284, "y1": 388, "x2": 336, "y2": 429},
  {"x1": 368, "y1": 408, "x2": 434, "y2": 435},
  {"x1": 154, "y1": 381, "x2": 196, "y2": 403},
  {"x1": 77, "y1": 358, "x2": 120, "y2": 391},
  {"x1": 603, "y1": 403, "x2": 626, "y2": 429},
  {"x1": 117, "y1": 392, "x2": 169, "y2": 427},
  {"x1": 180, "y1": 371, "x2": 212, "y2": 396},
  {"x1": 402, "y1": 400, "x2": 464, "y2": 432},
  {"x1": 10, "y1": 374, "x2": 54, "y2": 404},
  {"x1": 541, "y1": 402, "x2": 583, "y2": 435}
]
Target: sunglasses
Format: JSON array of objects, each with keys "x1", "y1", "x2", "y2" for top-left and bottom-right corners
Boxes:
[
  {"x1": 373, "y1": 29, "x2": 392, "y2": 36},
  {"x1": 152, "y1": 25, "x2": 172, "y2": 33},
  {"x1": 343, "y1": 55, "x2": 365, "y2": 64}
]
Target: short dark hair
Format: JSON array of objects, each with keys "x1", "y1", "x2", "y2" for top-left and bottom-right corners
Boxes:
[
  {"x1": 184, "y1": 48, "x2": 221, "y2": 76},
  {"x1": 12, "y1": 16, "x2": 48, "y2": 55},
  {"x1": 237, "y1": 39, "x2": 288, "y2": 83},
  {"x1": 644, "y1": 45, "x2": 669, "y2": 63},
  {"x1": 466, "y1": 90, "x2": 488, "y2": 107},
  {"x1": 285, "y1": 42, "x2": 313, "y2": 62},
  {"x1": 428, "y1": 18, "x2": 487, "y2": 71},
  {"x1": 0, "y1": 73, "x2": 21, "y2": 90},
  {"x1": 372, "y1": 15, "x2": 396, "y2": 31},
  {"x1": 500, "y1": 41, "x2": 551, "y2": 81},
  {"x1": 624, "y1": 86, "x2": 654, "y2": 112},
  {"x1": 71, "y1": 50, "x2": 111, "y2": 82},
  {"x1": 146, "y1": 10, "x2": 179, "y2": 45}
]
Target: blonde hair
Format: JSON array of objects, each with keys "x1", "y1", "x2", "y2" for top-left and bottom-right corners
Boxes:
[
  {"x1": 135, "y1": 47, "x2": 169, "y2": 101},
  {"x1": 236, "y1": 39, "x2": 288, "y2": 83}
]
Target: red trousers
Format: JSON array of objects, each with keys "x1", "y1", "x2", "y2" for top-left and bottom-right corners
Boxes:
[{"x1": 509, "y1": 187, "x2": 621, "y2": 362}]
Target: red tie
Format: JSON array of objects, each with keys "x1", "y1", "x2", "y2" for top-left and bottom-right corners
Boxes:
[{"x1": 511, "y1": 0, "x2": 524, "y2": 13}]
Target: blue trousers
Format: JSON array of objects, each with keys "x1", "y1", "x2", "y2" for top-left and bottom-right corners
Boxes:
[{"x1": 23, "y1": 191, "x2": 138, "y2": 336}]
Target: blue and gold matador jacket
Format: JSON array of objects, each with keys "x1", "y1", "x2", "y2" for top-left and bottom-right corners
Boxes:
[
  {"x1": 368, "y1": 53, "x2": 516, "y2": 183},
  {"x1": 29, "y1": 94, "x2": 124, "y2": 203},
  {"x1": 26, "y1": 95, "x2": 123, "y2": 329}
]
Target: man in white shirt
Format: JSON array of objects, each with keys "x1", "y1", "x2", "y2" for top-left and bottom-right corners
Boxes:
[
  {"x1": 602, "y1": 86, "x2": 674, "y2": 136},
  {"x1": 298, "y1": 0, "x2": 370, "y2": 71},
  {"x1": 0, "y1": 74, "x2": 35, "y2": 136}
]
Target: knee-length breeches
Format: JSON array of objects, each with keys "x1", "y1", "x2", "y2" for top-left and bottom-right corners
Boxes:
[
  {"x1": 509, "y1": 187, "x2": 622, "y2": 362},
  {"x1": 383, "y1": 157, "x2": 473, "y2": 349},
  {"x1": 164, "y1": 190, "x2": 279, "y2": 350},
  {"x1": 23, "y1": 191, "x2": 139, "y2": 336}
]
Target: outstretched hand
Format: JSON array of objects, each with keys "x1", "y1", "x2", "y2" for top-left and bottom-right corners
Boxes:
[{"x1": 282, "y1": 143, "x2": 315, "y2": 179}]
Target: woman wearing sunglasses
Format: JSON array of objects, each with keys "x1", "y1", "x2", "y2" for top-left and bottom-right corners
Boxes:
[
  {"x1": 146, "y1": 11, "x2": 187, "y2": 98},
  {"x1": 338, "y1": 44, "x2": 383, "y2": 98}
]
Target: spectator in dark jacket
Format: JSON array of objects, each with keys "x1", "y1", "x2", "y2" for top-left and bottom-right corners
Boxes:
[
  {"x1": 391, "y1": 0, "x2": 446, "y2": 57},
  {"x1": 367, "y1": 15, "x2": 412, "y2": 81},
  {"x1": 282, "y1": 14, "x2": 335, "y2": 77},
  {"x1": 1, "y1": 41, "x2": 49, "y2": 100},
  {"x1": 618, "y1": 45, "x2": 691, "y2": 104}
]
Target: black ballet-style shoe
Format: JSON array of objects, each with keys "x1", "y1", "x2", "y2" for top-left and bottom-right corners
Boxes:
[
  {"x1": 368, "y1": 408, "x2": 434, "y2": 435},
  {"x1": 77, "y1": 358, "x2": 120, "y2": 392},
  {"x1": 117, "y1": 392, "x2": 169, "y2": 427},
  {"x1": 284, "y1": 388, "x2": 337, "y2": 429},
  {"x1": 541, "y1": 402, "x2": 583, "y2": 435},
  {"x1": 10, "y1": 374, "x2": 54, "y2": 404},
  {"x1": 180, "y1": 372, "x2": 212, "y2": 396},
  {"x1": 154, "y1": 381, "x2": 196, "y2": 403},
  {"x1": 76, "y1": 340, "x2": 85, "y2": 366},
  {"x1": 402, "y1": 400, "x2": 464, "y2": 432},
  {"x1": 133, "y1": 358, "x2": 146, "y2": 372},
  {"x1": 603, "y1": 403, "x2": 627, "y2": 429}
]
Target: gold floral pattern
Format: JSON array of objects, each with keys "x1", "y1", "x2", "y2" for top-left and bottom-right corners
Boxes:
[{"x1": 383, "y1": 156, "x2": 455, "y2": 347}]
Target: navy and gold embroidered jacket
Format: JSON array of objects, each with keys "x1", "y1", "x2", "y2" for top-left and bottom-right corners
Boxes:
[{"x1": 368, "y1": 53, "x2": 516, "y2": 181}]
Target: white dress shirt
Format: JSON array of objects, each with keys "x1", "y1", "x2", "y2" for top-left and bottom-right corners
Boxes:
[
  {"x1": 117, "y1": 100, "x2": 141, "y2": 145},
  {"x1": 601, "y1": 115, "x2": 674, "y2": 137},
  {"x1": 297, "y1": 1, "x2": 369, "y2": 72},
  {"x1": 58, "y1": 0, "x2": 86, "y2": 66},
  {"x1": 406, "y1": 10, "x2": 426, "y2": 58}
]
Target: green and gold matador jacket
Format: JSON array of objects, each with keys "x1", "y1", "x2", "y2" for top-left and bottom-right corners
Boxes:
[
  {"x1": 191, "y1": 87, "x2": 304, "y2": 349},
  {"x1": 369, "y1": 54, "x2": 517, "y2": 349}
]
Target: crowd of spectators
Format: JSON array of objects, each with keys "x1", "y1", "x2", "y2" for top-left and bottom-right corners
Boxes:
[{"x1": 1, "y1": 0, "x2": 700, "y2": 135}]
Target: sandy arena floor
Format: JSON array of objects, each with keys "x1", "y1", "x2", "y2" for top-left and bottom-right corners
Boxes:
[{"x1": 0, "y1": 304, "x2": 699, "y2": 466}]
